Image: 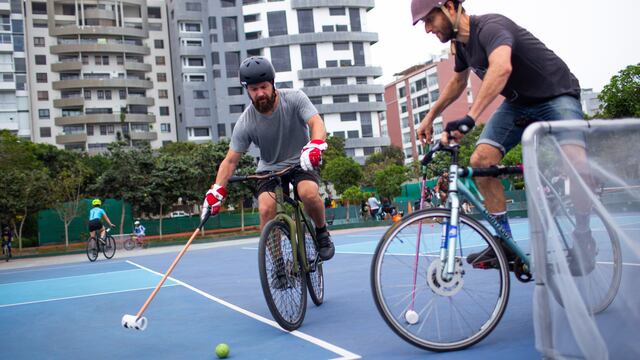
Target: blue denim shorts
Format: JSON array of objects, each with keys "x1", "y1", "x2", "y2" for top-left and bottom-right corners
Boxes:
[{"x1": 478, "y1": 95, "x2": 585, "y2": 155}]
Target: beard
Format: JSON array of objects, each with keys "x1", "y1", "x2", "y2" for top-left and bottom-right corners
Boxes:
[
  {"x1": 437, "y1": 21, "x2": 455, "y2": 43},
  {"x1": 252, "y1": 90, "x2": 277, "y2": 113}
]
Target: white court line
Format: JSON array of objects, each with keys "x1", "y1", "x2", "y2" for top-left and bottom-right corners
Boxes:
[
  {"x1": 127, "y1": 260, "x2": 361, "y2": 360},
  {"x1": 0, "y1": 284, "x2": 180, "y2": 308},
  {"x1": 0, "y1": 268, "x2": 144, "y2": 287}
]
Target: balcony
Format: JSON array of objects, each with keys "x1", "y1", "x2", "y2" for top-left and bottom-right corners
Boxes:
[
  {"x1": 52, "y1": 78, "x2": 153, "y2": 90},
  {"x1": 55, "y1": 113, "x2": 156, "y2": 126},
  {"x1": 56, "y1": 133, "x2": 87, "y2": 144},
  {"x1": 124, "y1": 62, "x2": 152, "y2": 72},
  {"x1": 50, "y1": 25, "x2": 148, "y2": 38},
  {"x1": 53, "y1": 97, "x2": 85, "y2": 108},
  {"x1": 0, "y1": 81, "x2": 16, "y2": 90},
  {"x1": 126, "y1": 97, "x2": 154, "y2": 106},
  {"x1": 84, "y1": 9, "x2": 116, "y2": 20},
  {"x1": 51, "y1": 61, "x2": 83, "y2": 72},
  {"x1": 50, "y1": 43, "x2": 150, "y2": 55},
  {"x1": 130, "y1": 131, "x2": 157, "y2": 141}
]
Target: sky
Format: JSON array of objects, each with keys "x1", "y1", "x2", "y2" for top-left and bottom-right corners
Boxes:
[{"x1": 368, "y1": 0, "x2": 640, "y2": 91}]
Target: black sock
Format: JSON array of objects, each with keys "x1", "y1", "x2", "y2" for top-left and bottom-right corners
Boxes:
[{"x1": 316, "y1": 225, "x2": 327, "y2": 235}]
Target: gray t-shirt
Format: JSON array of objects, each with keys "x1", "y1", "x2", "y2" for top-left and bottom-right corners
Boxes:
[
  {"x1": 455, "y1": 14, "x2": 580, "y2": 105},
  {"x1": 230, "y1": 89, "x2": 319, "y2": 172}
]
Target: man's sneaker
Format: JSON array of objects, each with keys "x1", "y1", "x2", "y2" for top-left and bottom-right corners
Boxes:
[
  {"x1": 567, "y1": 229, "x2": 597, "y2": 276},
  {"x1": 316, "y1": 231, "x2": 335, "y2": 261},
  {"x1": 466, "y1": 237, "x2": 516, "y2": 269}
]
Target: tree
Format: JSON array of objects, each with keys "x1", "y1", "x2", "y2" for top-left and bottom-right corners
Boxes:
[
  {"x1": 341, "y1": 186, "x2": 365, "y2": 223},
  {"x1": 323, "y1": 156, "x2": 363, "y2": 195},
  {"x1": 597, "y1": 64, "x2": 640, "y2": 119},
  {"x1": 374, "y1": 165, "x2": 409, "y2": 200},
  {"x1": 51, "y1": 166, "x2": 89, "y2": 247},
  {"x1": 322, "y1": 135, "x2": 346, "y2": 168},
  {"x1": 362, "y1": 146, "x2": 405, "y2": 186}
]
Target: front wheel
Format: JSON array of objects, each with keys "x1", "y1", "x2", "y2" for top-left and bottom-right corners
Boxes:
[
  {"x1": 86, "y1": 237, "x2": 98, "y2": 262},
  {"x1": 102, "y1": 235, "x2": 116, "y2": 259},
  {"x1": 258, "y1": 220, "x2": 307, "y2": 331},
  {"x1": 371, "y1": 209, "x2": 510, "y2": 352},
  {"x1": 123, "y1": 237, "x2": 135, "y2": 251}
]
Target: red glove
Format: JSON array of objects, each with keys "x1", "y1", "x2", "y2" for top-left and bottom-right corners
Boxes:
[
  {"x1": 300, "y1": 139, "x2": 328, "y2": 171},
  {"x1": 202, "y1": 184, "x2": 227, "y2": 219}
]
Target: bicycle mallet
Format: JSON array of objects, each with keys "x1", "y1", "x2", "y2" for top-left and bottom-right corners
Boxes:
[{"x1": 121, "y1": 210, "x2": 212, "y2": 331}]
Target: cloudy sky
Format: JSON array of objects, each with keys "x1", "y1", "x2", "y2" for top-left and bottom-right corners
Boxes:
[{"x1": 368, "y1": 0, "x2": 640, "y2": 91}]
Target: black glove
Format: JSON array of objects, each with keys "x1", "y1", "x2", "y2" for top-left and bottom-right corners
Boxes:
[{"x1": 445, "y1": 115, "x2": 475, "y2": 134}]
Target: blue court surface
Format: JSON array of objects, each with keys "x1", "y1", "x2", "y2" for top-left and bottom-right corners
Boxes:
[{"x1": 0, "y1": 218, "x2": 557, "y2": 359}]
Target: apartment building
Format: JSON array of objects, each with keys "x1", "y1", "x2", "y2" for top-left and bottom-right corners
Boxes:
[
  {"x1": 25, "y1": 0, "x2": 177, "y2": 152},
  {"x1": 167, "y1": 0, "x2": 389, "y2": 162},
  {"x1": 384, "y1": 53, "x2": 502, "y2": 164},
  {"x1": 0, "y1": 0, "x2": 30, "y2": 138},
  {"x1": 580, "y1": 88, "x2": 601, "y2": 118}
]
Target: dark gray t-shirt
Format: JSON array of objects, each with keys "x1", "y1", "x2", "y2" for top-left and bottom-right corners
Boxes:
[
  {"x1": 455, "y1": 14, "x2": 580, "y2": 105},
  {"x1": 230, "y1": 89, "x2": 319, "y2": 172}
]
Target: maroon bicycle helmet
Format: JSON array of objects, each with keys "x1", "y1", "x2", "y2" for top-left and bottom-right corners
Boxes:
[{"x1": 411, "y1": 0, "x2": 464, "y2": 25}]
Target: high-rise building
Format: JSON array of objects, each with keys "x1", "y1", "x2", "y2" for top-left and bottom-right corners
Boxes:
[
  {"x1": 167, "y1": 0, "x2": 389, "y2": 162},
  {"x1": 384, "y1": 54, "x2": 502, "y2": 164},
  {"x1": 580, "y1": 88, "x2": 601, "y2": 118},
  {"x1": 25, "y1": 0, "x2": 177, "y2": 152},
  {"x1": 0, "y1": 0, "x2": 30, "y2": 138}
]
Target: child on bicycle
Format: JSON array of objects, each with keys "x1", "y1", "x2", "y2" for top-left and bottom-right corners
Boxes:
[
  {"x1": 2, "y1": 225, "x2": 12, "y2": 259},
  {"x1": 133, "y1": 220, "x2": 146, "y2": 245},
  {"x1": 88, "y1": 199, "x2": 114, "y2": 241}
]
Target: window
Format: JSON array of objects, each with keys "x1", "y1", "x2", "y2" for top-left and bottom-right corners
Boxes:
[
  {"x1": 210, "y1": 34, "x2": 218, "y2": 43},
  {"x1": 333, "y1": 131, "x2": 345, "y2": 138},
  {"x1": 333, "y1": 42, "x2": 349, "y2": 51},
  {"x1": 329, "y1": 7, "x2": 346, "y2": 16},
  {"x1": 267, "y1": 11, "x2": 287, "y2": 36},
  {"x1": 222, "y1": 17, "x2": 237, "y2": 42},
  {"x1": 357, "y1": 94, "x2": 369, "y2": 102},
  {"x1": 191, "y1": 127, "x2": 210, "y2": 137},
  {"x1": 39, "y1": 127, "x2": 51, "y2": 138},
  {"x1": 211, "y1": 52, "x2": 220, "y2": 65},
  {"x1": 347, "y1": 130, "x2": 359, "y2": 138},
  {"x1": 155, "y1": 56, "x2": 165, "y2": 65},
  {"x1": 225, "y1": 51, "x2": 240, "y2": 78},
  {"x1": 349, "y1": 8, "x2": 362, "y2": 32},
  {"x1": 430, "y1": 89, "x2": 440, "y2": 102},
  {"x1": 116, "y1": 56, "x2": 124, "y2": 65},
  {"x1": 356, "y1": 76, "x2": 368, "y2": 84},
  {"x1": 270, "y1": 46, "x2": 291, "y2": 72},
  {"x1": 340, "y1": 112, "x2": 357, "y2": 121},
  {"x1": 33, "y1": 37, "x2": 45, "y2": 47},
  {"x1": 333, "y1": 95, "x2": 349, "y2": 103},
  {"x1": 86, "y1": 125, "x2": 94, "y2": 136},
  {"x1": 340, "y1": 59, "x2": 352, "y2": 67},
  {"x1": 100, "y1": 124, "x2": 115, "y2": 135},
  {"x1": 208, "y1": 16, "x2": 217, "y2": 30},
  {"x1": 300, "y1": 44, "x2": 318, "y2": 69},
  {"x1": 160, "y1": 123, "x2": 171, "y2": 133},
  {"x1": 303, "y1": 79, "x2": 320, "y2": 87},
  {"x1": 213, "y1": 69, "x2": 221, "y2": 78},
  {"x1": 220, "y1": 0, "x2": 235, "y2": 7},
  {"x1": 157, "y1": 73, "x2": 167, "y2": 82},
  {"x1": 353, "y1": 42, "x2": 365, "y2": 66},
  {"x1": 322, "y1": 25, "x2": 333, "y2": 32},
  {"x1": 84, "y1": 90, "x2": 91, "y2": 99},
  {"x1": 186, "y1": 2, "x2": 201, "y2": 11},
  {"x1": 330, "y1": 77, "x2": 347, "y2": 85},
  {"x1": 195, "y1": 107, "x2": 210, "y2": 116},
  {"x1": 180, "y1": 22, "x2": 202, "y2": 32},
  {"x1": 193, "y1": 90, "x2": 209, "y2": 99},
  {"x1": 159, "y1": 89, "x2": 168, "y2": 99},
  {"x1": 154, "y1": 39, "x2": 164, "y2": 48},
  {"x1": 95, "y1": 55, "x2": 109, "y2": 65},
  {"x1": 227, "y1": 87, "x2": 242, "y2": 96},
  {"x1": 183, "y1": 57, "x2": 204, "y2": 67},
  {"x1": 32, "y1": 2, "x2": 47, "y2": 14},
  {"x1": 148, "y1": 7, "x2": 162, "y2": 18},
  {"x1": 361, "y1": 112, "x2": 373, "y2": 137},
  {"x1": 244, "y1": 14, "x2": 258, "y2": 23},
  {"x1": 336, "y1": 25, "x2": 348, "y2": 32},
  {"x1": 309, "y1": 96, "x2": 322, "y2": 105},
  {"x1": 12, "y1": 35, "x2": 23, "y2": 51},
  {"x1": 104, "y1": 90, "x2": 112, "y2": 100},
  {"x1": 119, "y1": 89, "x2": 127, "y2": 99},
  {"x1": 38, "y1": 109, "x2": 50, "y2": 119},
  {"x1": 326, "y1": 60, "x2": 338, "y2": 67},
  {"x1": 35, "y1": 55, "x2": 46, "y2": 65},
  {"x1": 297, "y1": 9, "x2": 314, "y2": 33},
  {"x1": 184, "y1": 73, "x2": 206, "y2": 82},
  {"x1": 217, "y1": 124, "x2": 226, "y2": 137},
  {"x1": 37, "y1": 91, "x2": 49, "y2": 101},
  {"x1": 276, "y1": 81, "x2": 292, "y2": 89},
  {"x1": 229, "y1": 105, "x2": 244, "y2": 113},
  {"x1": 398, "y1": 87, "x2": 406, "y2": 98},
  {"x1": 36, "y1": 73, "x2": 47, "y2": 83},
  {"x1": 182, "y1": 38, "x2": 203, "y2": 47}
]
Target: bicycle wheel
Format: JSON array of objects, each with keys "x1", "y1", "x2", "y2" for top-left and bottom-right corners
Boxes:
[
  {"x1": 102, "y1": 235, "x2": 116, "y2": 259},
  {"x1": 123, "y1": 237, "x2": 135, "y2": 251},
  {"x1": 547, "y1": 201, "x2": 622, "y2": 314},
  {"x1": 371, "y1": 209, "x2": 510, "y2": 352},
  {"x1": 258, "y1": 219, "x2": 307, "y2": 331},
  {"x1": 302, "y1": 219, "x2": 324, "y2": 306},
  {"x1": 3, "y1": 244, "x2": 8, "y2": 262},
  {"x1": 86, "y1": 237, "x2": 99, "y2": 262}
]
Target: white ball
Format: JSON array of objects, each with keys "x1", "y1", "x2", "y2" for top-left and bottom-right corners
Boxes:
[{"x1": 405, "y1": 310, "x2": 419, "y2": 325}]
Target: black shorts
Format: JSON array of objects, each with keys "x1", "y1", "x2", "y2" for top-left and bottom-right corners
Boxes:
[
  {"x1": 255, "y1": 168, "x2": 320, "y2": 198},
  {"x1": 88, "y1": 219, "x2": 103, "y2": 232}
]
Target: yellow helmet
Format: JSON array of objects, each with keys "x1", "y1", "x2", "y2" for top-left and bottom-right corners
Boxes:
[{"x1": 92, "y1": 199, "x2": 102, "y2": 206}]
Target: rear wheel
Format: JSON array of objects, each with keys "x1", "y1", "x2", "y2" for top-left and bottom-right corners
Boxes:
[
  {"x1": 123, "y1": 237, "x2": 135, "y2": 251},
  {"x1": 302, "y1": 220, "x2": 324, "y2": 306},
  {"x1": 258, "y1": 220, "x2": 306, "y2": 331},
  {"x1": 371, "y1": 209, "x2": 510, "y2": 351},
  {"x1": 103, "y1": 235, "x2": 116, "y2": 259},
  {"x1": 86, "y1": 237, "x2": 98, "y2": 262}
]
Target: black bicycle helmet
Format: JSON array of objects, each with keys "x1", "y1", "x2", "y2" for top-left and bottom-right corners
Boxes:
[{"x1": 239, "y1": 56, "x2": 276, "y2": 87}]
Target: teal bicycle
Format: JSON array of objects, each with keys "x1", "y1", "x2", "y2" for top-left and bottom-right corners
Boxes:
[{"x1": 370, "y1": 140, "x2": 621, "y2": 351}]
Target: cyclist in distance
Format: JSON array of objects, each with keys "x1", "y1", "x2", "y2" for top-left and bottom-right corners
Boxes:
[
  {"x1": 201, "y1": 56, "x2": 335, "y2": 261},
  {"x1": 88, "y1": 199, "x2": 114, "y2": 241},
  {"x1": 133, "y1": 220, "x2": 146, "y2": 245},
  {"x1": 412, "y1": 0, "x2": 594, "y2": 269}
]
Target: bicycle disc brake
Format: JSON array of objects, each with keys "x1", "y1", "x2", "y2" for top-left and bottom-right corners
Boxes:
[{"x1": 427, "y1": 258, "x2": 464, "y2": 296}]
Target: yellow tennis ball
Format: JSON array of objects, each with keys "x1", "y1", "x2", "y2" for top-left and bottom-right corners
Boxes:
[{"x1": 215, "y1": 343, "x2": 230, "y2": 359}]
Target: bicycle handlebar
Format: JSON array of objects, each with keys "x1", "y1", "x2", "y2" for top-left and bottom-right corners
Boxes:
[{"x1": 228, "y1": 165, "x2": 300, "y2": 183}]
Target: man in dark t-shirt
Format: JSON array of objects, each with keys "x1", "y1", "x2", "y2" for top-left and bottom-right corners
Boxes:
[{"x1": 412, "y1": 0, "x2": 594, "y2": 269}]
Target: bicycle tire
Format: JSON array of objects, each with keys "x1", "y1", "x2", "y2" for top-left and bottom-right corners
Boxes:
[
  {"x1": 123, "y1": 237, "x2": 135, "y2": 251},
  {"x1": 371, "y1": 208, "x2": 510, "y2": 352},
  {"x1": 86, "y1": 237, "x2": 99, "y2": 262},
  {"x1": 547, "y1": 203, "x2": 622, "y2": 314},
  {"x1": 258, "y1": 220, "x2": 307, "y2": 331},
  {"x1": 103, "y1": 235, "x2": 116, "y2": 259},
  {"x1": 3, "y1": 244, "x2": 8, "y2": 262},
  {"x1": 302, "y1": 219, "x2": 324, "y2": 306}
]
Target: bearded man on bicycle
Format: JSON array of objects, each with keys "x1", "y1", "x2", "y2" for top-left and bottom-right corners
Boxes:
[
  {"x1": 413, "y1": 0, "x2": 594, "y2": 268},
  {"x1": 201, "y1": 56, "x2": 335, "y2": 261}
]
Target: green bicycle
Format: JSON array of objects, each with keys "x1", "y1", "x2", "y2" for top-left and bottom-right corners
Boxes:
[
  {"x1": 370, "y1": 140, "x2": 621, "y2": 352},
  {"x1": 229, "y1": 165, "x2": 324, "y2": 331}
]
